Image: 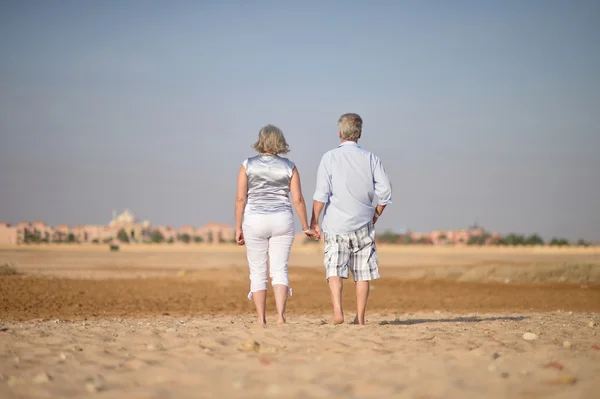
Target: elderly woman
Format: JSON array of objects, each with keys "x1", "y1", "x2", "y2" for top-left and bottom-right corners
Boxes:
[{"x1": 235, "y1": 125, "x2": 317, "y2": 325}]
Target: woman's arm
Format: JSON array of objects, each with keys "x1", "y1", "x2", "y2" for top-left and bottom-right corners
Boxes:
[
  {"x1": 235, "y1": 165, "x2": 248, "y2": 245},
  {"x1": 290, "y1": 166, "x2": 312, "y2": 234}
]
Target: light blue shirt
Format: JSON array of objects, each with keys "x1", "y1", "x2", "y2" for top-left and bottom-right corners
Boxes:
[{"x1": 313, "y1": 141, "x2": 392, "y2": 235}]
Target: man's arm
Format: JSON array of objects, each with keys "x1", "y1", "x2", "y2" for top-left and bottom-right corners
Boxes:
[
  {"x1": 310, "y1": 200, "x2": 325, "y2": 228},
  {"x1": 372, "y1": 155, "x2": 392, "y2": 222}
]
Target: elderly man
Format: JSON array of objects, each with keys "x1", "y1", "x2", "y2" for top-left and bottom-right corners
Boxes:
[{"x1": 310, "y1": 113, "x2": 392, "y2": 325}]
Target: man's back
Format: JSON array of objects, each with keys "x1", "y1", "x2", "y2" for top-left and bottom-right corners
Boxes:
[{"x1": 313, "y1": 141, "x2": 392, "y2": 234}]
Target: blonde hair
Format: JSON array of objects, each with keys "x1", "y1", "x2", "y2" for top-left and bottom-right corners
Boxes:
[
  {"x1": 338, "y1": 113, "x2": 363, "y2": 141},
  {"x1": 252, "y1": 124, "x2": 290, "y2": 154}
]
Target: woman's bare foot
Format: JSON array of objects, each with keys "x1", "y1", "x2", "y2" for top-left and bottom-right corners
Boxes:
[
  {"x1": 352, "y1": 315, "x2": 365, "y2": 325},
  {"x1": 332, "y1": 314, "x2": 344, "y2": 325},
  {"x1": 276, "y1": 315, "x2": 286, "y2": 325}
]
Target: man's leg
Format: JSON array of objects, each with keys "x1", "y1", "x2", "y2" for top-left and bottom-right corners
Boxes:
[
  {"x1": 350, "y1": 223, "x2": 380, "y2": 325},
  {"x1": 328, "y1": 276, "x2": 344, "y2": 324},
  {"x1": 324, "y1": 233, "x2": 349, "y2": 324}
]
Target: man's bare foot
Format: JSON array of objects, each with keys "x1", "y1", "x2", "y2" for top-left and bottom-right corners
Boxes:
[
  {"x1": 276, "y1": 316, "x2": 286, "y2": 325},
  {"x1": 332, "y1": 315, "x2": 344, "y2": 325}
]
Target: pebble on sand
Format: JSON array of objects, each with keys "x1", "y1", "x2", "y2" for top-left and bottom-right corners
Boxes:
[
  {"x1": 563, "y1": 341, "x2": 572, "y2": 349},
  {"x1": 522, "y1": 332, "x2": 538, "y2": 341},
  {"x1": 33, "y1": 372, "x2": 52, "y2": 384},
  {"x1": 243, "y1": 340, "x2": 260, "y2": 353},
  {"x1": 84, "y1": 375, "x2": 105, "y2": 393},
  {"x1": 589, "y1": 321, "x2": 597, "y2": 328}
]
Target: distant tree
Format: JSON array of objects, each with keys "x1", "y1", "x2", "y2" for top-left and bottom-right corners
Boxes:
[
  {"x1": 576, "y1": 238, "x2": 590, "y2": 247},
  {"x1": 218, "y1": 232, "x2": 225, "y2": 243},
  {"x1": 499, "y1": 233, "x2": 525, "y2": 246},
  {"x1": 416, "y1": 237, "x2": 431, "y2": 245},
  {"x1": 103, "y1": 237, "x2": 113, "y2": 244},
  {"x1": 399, "y1": 235, "x2": 413, "y2": 245},
  {"x1": 207, "y1": 232, "x2": 214, "y2": 243},
  {"x1": 92, "y1": 238, "x2": 100, "y2": 244},
  {"x1": 524, "y1": 234, "x2": 544, "y2": 246},
  {"x1": 151, "y1": 231, "x2": 165, "y2": 243},
  {"x1": 179, "y1": 233, "x2": 191, "y2": 244},
  {"x1": 117, "y1": 229, "x2": 129, "y2": 243},
  {"x1": 167, "y1": 237, "x2": 174, "y2": 244},
  {"x1": 549, "y1": 238, "x2": 569, "y2": 247},
  {"x1": 377, "y1": 230, "x2": 400, "y2": 244},
  {"x1": 67, "y1": 233, "x2": 76, "y2": 243},
  {"x1": 193, "y1": 236, "x2": 203, "y2": 243}
]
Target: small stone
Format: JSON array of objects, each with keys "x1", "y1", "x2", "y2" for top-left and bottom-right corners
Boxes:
[
  {"x1": 266, "y1": 384, "x2": 281, "y2": 395},
  {"x1": 547, "y1": 376, "x2": 577, "y2": 386},
  {"x1": 59, "y1": 352, "x2": 67, "y2": 361},
  {"x1": 233, "y1": 379, "x2": 245, "y2": 389},
  {"x1": 33, "y1": 372, "x2": 51, "y2": 384},
  {"x1": 563, "y1": 341, "x2": 572, "y2": 349},
  {"x1": 523, "y1": 332, "x2": 538, "y2": 341},
  {"x1": 54, "y1": 319, "x2": 60, "y2": 324},
  {"x1": 73, "y1": 345, "x2": 83, "y2": 352},
  {"x1": 84, "y1": 375, "x2": 105, "y2": 393},
  {"x1": 492, "y1": 353, "x2": 501, "y2": 360},
  {"x1": 488, "y1": 363, "x2": 497, "y2": 372},
  {"x1": 544, "y1": 361, "x2": 564, "y2": 370},
  {"x1": 500, "y1": 372, "x2": 509, "y2": 379},
  {"x1": 243, "y1": 340, "x2": 260, "y2": 353},
  {"x1": 589, "y1": 321, "x2": 597, "y2": 328},
  {"x1": 0, "y1": 325, "x2": 8, "y2": 332},
  {"x1": 146, "y1": 344, "x2": 156, "y2": 351}
]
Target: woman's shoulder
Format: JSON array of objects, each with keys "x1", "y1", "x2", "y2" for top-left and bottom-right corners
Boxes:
[
  {"x1": 277, "y1": 156, "x2": 295, "y2": 169},
  {"x1": 242, "y1": 155, "x2": 258, "y2": 167}
]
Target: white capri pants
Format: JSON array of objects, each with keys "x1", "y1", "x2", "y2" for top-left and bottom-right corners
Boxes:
[{"x1": 242, "y1": 211, "x2": 295, "y2": 300}]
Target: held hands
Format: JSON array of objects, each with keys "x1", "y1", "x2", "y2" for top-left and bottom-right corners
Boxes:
[{"x1": 304, "y1": 224, "x2": 321, "y2": 241}]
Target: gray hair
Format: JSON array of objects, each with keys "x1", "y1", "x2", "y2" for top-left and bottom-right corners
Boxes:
[
  {"x1": 338, "y1": 113, "x2": 363, "y2": 141},
  {"x1": 252, "y1": 124, "x2": 290, "y2": 154}
]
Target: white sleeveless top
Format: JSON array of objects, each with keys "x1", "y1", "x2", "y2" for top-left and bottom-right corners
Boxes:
[{"x1": 242, "y1": 155, "x2": 295, "y2": 215}]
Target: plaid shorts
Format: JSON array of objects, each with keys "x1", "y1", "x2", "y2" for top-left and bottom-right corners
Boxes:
[{"x1": 323, "y1": 222, "x2": 380, "y2": 282}]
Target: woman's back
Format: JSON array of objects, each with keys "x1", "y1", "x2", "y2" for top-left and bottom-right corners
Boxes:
[{"x1": 243, "y1": 154, "x2": 294, "y2": 215}]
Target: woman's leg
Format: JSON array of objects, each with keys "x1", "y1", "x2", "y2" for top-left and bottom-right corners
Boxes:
[
  {"x1": 243, "y1": 217, "x2": 269, "y2": 325},
  {"x1": 268, "y1": 213, "x2": 295, "y2": 324}
]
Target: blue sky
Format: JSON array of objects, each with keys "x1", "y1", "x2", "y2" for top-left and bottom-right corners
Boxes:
[{"x1": 0, "y1": 0, "x2": 599, "y2": 240}]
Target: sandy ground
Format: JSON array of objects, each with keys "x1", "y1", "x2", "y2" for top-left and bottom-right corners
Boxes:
[{"x1": 1, "y1": 246, "x2": 600, "y2": 398}]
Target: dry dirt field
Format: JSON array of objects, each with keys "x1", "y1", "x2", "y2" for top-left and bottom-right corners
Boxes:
[{"x1": 1, "y1": 244, "x2": 599, "y2": 398}]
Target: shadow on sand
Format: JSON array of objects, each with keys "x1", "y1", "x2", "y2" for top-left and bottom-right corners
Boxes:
[{"x1": 380, "y1": 315, "x2": 528, "y2": 326}]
